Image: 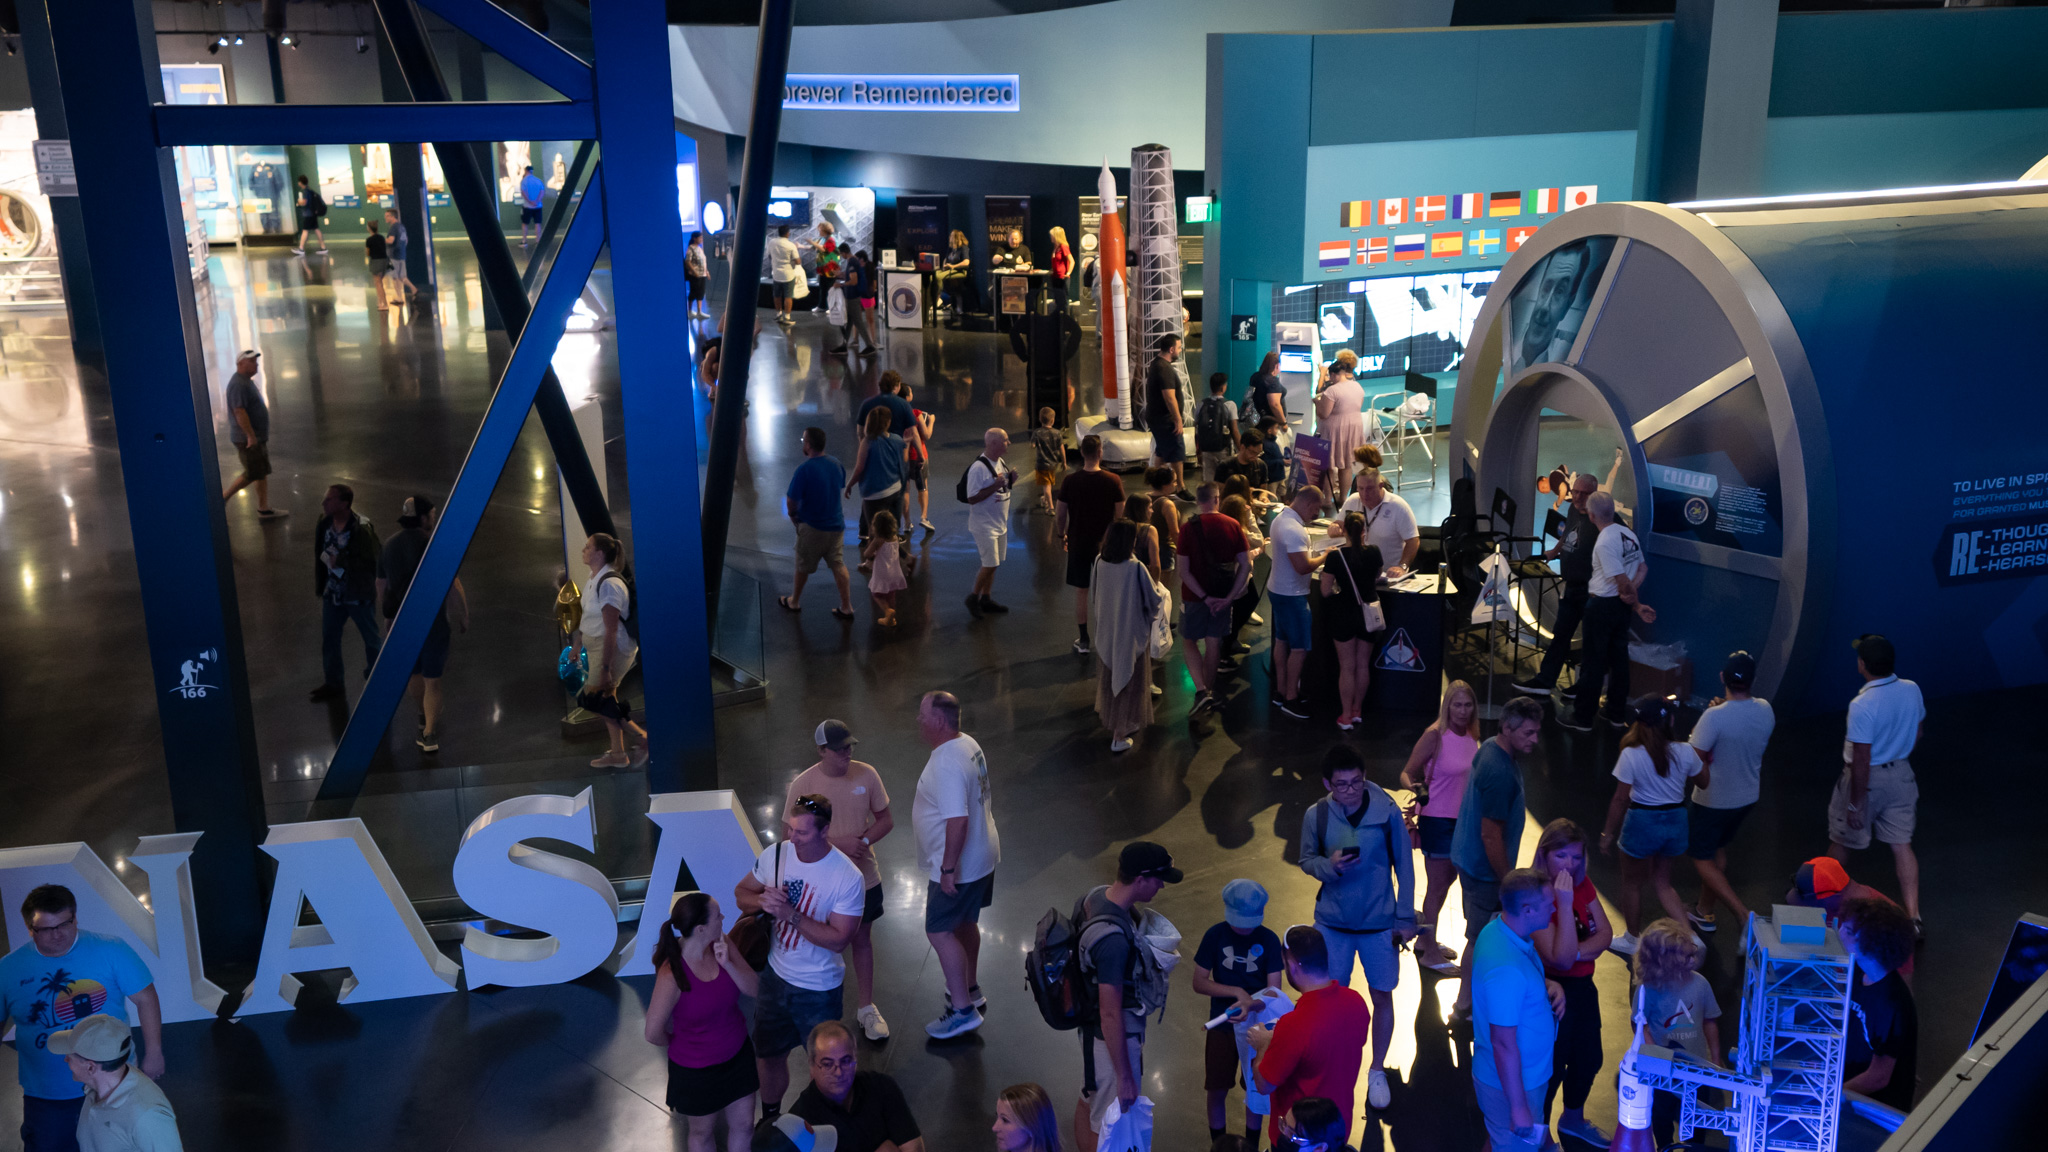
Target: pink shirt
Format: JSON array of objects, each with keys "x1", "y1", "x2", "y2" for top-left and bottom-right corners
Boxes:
[
  {"x1": 1422, "y1": 729, "x2": 1477, "y2": 819},
  {"x1": 666, "y1": 960, "x2": 748, "y2": 1068}
]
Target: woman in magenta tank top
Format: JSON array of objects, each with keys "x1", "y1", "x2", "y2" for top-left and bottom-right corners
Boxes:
[
  {"x1": 644, "y1": 892, "x2": 761, "y2": 1152},
  {"x1": 1399, "y1": 679, "x2": 1480, "y2": 972}
]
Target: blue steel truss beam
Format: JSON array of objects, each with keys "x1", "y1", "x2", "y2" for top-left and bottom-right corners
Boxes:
[
  {"x1": 523, "y1": 138, "x2": 595, "y2": 294},
  {"x1": 588, "y1": 0, "x2": 716, "y2": 792},
  {"x1": 318, "y1": 174, "x2": 608, "y2": 803},
  {"x1": 416, "y1": 0, "x2": 593, "y2": 101},
  {"x1": 154, "y1": 100, "x2": 593, "y2": 146}
]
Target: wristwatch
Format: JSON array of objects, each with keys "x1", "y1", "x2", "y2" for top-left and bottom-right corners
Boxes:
[{"x1": 860, "y1": 835, "x2": 872, "y2": 846}]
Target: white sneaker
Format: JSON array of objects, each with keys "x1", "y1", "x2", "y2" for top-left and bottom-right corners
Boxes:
[
  {"x1": 857, "y1": 1003, "x2": 890, "y2": 1041},
  {"x1": 1367, "y1": 1068, "x2": 1390, "y2": 1109},
  {"x1": 1556, "y1": 1115, "x2": 1612, "y2": 1148},
  {"x1": 1110, "y1": 736, "x2": 1133, "y2": 753},
  {"x1": 1609, "y1": 933, "x2": 1639, "y2": 956}
]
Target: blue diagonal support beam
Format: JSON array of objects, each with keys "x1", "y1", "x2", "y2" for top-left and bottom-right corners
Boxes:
[
  {"x1": 317, "y1": 174, "x2": 608, "y2": 803},
  {"x1": 416, "y1": 0, "x2": 594, "y2": 101},
  {"x1": 523, "y1": 138, "x2": 595, "y2": 294},
  {"x1": 154, "y1": 100, "x2": 593, "y2": 146}
]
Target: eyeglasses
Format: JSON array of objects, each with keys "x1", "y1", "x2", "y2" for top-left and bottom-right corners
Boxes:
[
  {"x1": 29, "y1": 918, "x2": 75, "y2": 935},
  {"x1": 1327, "y1": 776, "x2": 1367, "y2": 792}
]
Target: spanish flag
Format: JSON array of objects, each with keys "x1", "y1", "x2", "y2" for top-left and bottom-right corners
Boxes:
[
  {"x1": 1430, "y1": 231, "x2": 1464, "y2": 258},
  {"x1": 1339, "y1": 200, "x2": 1372, "y2": 228}
]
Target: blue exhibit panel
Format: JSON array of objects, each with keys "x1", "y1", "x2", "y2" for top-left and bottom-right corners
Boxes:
[
  {"x1": 1639, "y1": 560, "x2": 1779, "y2": 703},
  {"x1": 1722, "y1": 203, "x2": 2048, "y2": 706},
  {"x1": 1301, "y1": 131, "x2": 1639, "y2": 283}
]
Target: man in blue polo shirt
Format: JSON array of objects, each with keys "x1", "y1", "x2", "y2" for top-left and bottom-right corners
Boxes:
[
  {"x1": 0, "y1": 885, "x2": 164, "y2": 1152},
  {"x1": 1469, "y1": 868, "x2": 1565, "y2": 1151},
  {"x1": 784, "y1": 426, "x2": 853, "y2": 619}
]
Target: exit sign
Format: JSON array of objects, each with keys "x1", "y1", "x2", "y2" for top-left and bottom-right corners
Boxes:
[{"x1": 1185, "y1": 196, "x2": 1214, "y2": 224}]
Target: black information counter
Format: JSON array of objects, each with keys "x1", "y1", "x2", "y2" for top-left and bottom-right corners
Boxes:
[{"x1": 1301, "y1": 570, "x2": 1445, "y2": 715}]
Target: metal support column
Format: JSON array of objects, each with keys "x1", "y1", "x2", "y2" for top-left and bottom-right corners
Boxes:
[
  {"x1": 389, "y1": 140, "x2": 435, "y2": 291},
  {"x1": 1662, "y1": 0, "x2": 1777, "y2": 202},
  {"x1": 700, "y1": 0, "x2": 796, "y2": 610},
  {"x1": 41, "y1": 0, "x2": 269, "y2": 961},
  {"x1": 454, "y1": 35, "x2": 502, "y2": 331},
  {"x1": 19, "y1": 0, "x2": 103, "y2": 364},
  {"x1": 589, "y1": 0, "x2": 716, "y2": 792}
]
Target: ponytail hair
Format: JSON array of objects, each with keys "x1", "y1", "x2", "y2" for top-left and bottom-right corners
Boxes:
[{"x1": 650, "y1": 891, "x2": 717, "y2": 988}]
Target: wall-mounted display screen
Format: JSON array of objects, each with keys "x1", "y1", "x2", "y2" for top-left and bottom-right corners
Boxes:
[
  {"x1": 767, "y1": 192, "x2": 813, "y2": 227},
  {"x1": 1276, "y1": 270, "x2": 1499, "y2": 378},
  {"x1": 1278, "y1": 346, "x2": 1315, "y2": 373},
  {"x1": 1507, "y1": 236, "x2": 1616, "y2": 374}
]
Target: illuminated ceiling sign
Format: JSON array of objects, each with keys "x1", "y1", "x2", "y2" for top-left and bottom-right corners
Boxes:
[{"x1": 783, "y1": 74, "x2": 1020, "y2": 112}]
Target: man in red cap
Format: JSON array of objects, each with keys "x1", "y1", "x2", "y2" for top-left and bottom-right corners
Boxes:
[{"x1": 1786, "y1": 857, "x2": 1914, "y2": 981}]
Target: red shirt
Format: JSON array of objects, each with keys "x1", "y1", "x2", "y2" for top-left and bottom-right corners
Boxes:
[
  {"x1": 1552, "y1": 876, "x2": 1599, "y2": 979},
  {"x1": 1257, "y1": 983, "x2": 1372, "y2": 1141}
]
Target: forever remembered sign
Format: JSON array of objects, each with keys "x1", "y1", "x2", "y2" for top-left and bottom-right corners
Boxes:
[
  {"x1": 0, "y1": 790, "x2": 765, "y2": 1022},
  {"x1": 783, "y1": 74, "x2": 1020, "y2": 112}
]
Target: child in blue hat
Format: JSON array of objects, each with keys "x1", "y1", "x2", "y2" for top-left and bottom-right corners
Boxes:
[{"x1": 1193, "y1": 878, "x2": 1286, "y2": 1149}]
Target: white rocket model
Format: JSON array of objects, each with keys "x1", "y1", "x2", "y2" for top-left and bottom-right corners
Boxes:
[{"x1": 1096, "y1": 160, "x2": 1131, "y2": 427}]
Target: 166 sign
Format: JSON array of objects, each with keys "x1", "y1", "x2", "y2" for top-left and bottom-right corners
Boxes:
[{"x1": 0, "y1": 790, "x2": 765, "y2": 1023}]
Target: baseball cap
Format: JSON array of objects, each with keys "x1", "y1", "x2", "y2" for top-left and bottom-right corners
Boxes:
[
  {"x1": 1119, "y1": 841, "x2": 1183, "y2": 884},
  {"x1": 1221, "y1": 879, "x2": 1269, "y2": 930},
  {"x1": 47, "y1": 1014, "x2": 132, "y2": 1064},
  {"x1": 1722, "y1": 651, "x2": 1757, "y2": 687},
  {"x1": 1794, "y1": 857, "x2": 1850, "y2": 903},
  {"x1": 236, "y1": 349, "x2": 261, "y2": 360},
  {"x1": 1852, "y1": 634, "x2": 1895, "y2": 667},
  {"x1": 1626, "y1": 695, "x2": 1676, "y2": 728},
  {"x1": 814, "y1": 719, "x2": 857, "y2": 751},
  {"x1": 752, "y1": 1114, "x2": 838, "y2": 1152},
  {"x1": 400, "y1": 494, "x2": 435, "y2": 521}
]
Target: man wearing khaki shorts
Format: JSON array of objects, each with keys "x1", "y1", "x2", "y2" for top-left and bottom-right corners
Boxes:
[
  {"x1": 782, "y1": 426, "x2": 855, "y2": 619},
  {"x1": 1827, "y1": 634, "x2": 1926, "y2": 937}
]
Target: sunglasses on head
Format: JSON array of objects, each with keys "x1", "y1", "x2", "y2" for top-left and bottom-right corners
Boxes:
[{"x1": 793, "y1": 796, "x2": 828, "y2": 816}]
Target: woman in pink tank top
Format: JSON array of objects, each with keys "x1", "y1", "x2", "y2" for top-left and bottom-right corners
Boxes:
[
  {"x1": 644, "y1": 892, "x2": 761, "y2": 1152},
  {"x1": 1399, "y1": 679, "x2": 1480, "y2": 972}
]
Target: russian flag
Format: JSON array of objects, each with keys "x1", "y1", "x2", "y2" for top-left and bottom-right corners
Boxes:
[
  {"x1": 1318, "y1": 240, "x2": 1351, "y2": 268},
  {"x1": 1413, "y1": 195, "x2": 1446, "y2": 223},
  {"x1": 1359, "y1": 237, "x2": 1388, "y2": 265},
  {"x1": 1488, "y1": 191, "x2": 1522, "y2": 217},
  {"x1": 1450, "y1": 193, "x2": 1484, "y2": 220},
  {"x1": 1468, "y1": 229, "x2": 1502, "y2": 257},
  {"x1": 1430, "y1": 231, "x2": 1463, "y2": 258},
  {"x1": 1528, "y1": 187, "x2": 1560, "y2": 214},
  {"x1": 1566, "y1": 185, "x2": 1599, "y2": 211},
  {"x1": 1339, "y1": 200, "x2": 1371, "y2": 228},
  {"x1": 1393, "y1": 234, "x2": 1426, "y2": 261},
  {"x1": 1505, "y1": 226, "x2": 1539, "y2": 252},
  {"x1": 1380, "y1": 197, "x2": 1406, "y2": 226}
]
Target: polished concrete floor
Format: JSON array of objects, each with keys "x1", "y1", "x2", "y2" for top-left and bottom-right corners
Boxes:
[{"x1": 0, "y1": 243, "x2": 2039, "y2": 1151}]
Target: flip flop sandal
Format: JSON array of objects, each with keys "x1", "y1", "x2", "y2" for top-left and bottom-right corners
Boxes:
[
  {"x1": 831, "y1": 607, "x2": 856, "y2": 621},
  {"x1": 777, "y1": 595, "x2": 801, "y2": 611}
]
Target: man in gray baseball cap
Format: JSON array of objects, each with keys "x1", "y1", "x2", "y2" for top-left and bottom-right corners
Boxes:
[{"x1": 49, "y1": 1014, "x2": 182, "y2": 1151}]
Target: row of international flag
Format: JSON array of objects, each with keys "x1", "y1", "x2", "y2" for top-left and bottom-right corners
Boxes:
[
  {"x1": 1337, "y1": 186, "x2": 1598, "y2": 229},
  {"x1": 1319, "y1": 227, "x2": 1540, "y2": 268}
]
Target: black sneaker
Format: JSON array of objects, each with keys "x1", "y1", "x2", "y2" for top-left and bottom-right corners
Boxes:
[
  {"x1": 1605, "y1": 714, "x2": 1630, "y2": 729},
  {"x1": 965, "y1": 594, "x2": 984, "y2": 618},
  {"x1": 981, "y1": 597, "x2": 1009, "y2": 614},
  {"x1": 308, "y1": 682, "x2": 344, "y2": 702},
  {"x1": 416, "y1": 733, "x2": 440, "y2": 753},
  {"x1": 1511, "y1": 677, "x2": 1552, "y2": 696},
  {"x1": 1278, "y1": 697, "x2": 1310, "y2": 719},
  {"x1": 1556, "y1": 681, "x2": 1577, "y2": 699},
  {"x1": 1073, "y1": 638, "x2": 1091, "y2": 655},
  {"x1": 1191, "y1": 689, "x2": 1213, "y2": 714},
  {"x1": 1558, "y1": 714, "x2": 1594, "y2": 732}
]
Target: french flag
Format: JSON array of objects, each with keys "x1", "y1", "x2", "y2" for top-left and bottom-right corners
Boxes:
[{"x1": 1451, "y1": 193, "x2": 1484, "y2": 220}]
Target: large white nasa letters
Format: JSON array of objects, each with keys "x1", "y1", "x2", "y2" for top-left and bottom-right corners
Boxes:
[
  {"x1": 0, "y1": 834, "x2": 227, "y2": 1024},
  {"x1": 241, "y1": 819, "x2": 461, "y2": 1014},
  {"x1": 615, "y1": 790, "x2": 764, "y2": 976},
  {"x1": 452, "y1": 787, "x2": 622, "y2": 988}
]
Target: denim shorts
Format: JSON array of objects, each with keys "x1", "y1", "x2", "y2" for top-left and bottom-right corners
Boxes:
[
  {"x1": 1416, "y1": 815, "x2": 1457, "y2": 858},
  {"x1": 751, "y1": 964, "x2": 843, "y2": 1057},
  {"x1": 1620, "y1": 805, "x2": 1689, "y2": 859},
  {"x1": 1268, "y1": 592, "x2": 1311, "y2": 650}
]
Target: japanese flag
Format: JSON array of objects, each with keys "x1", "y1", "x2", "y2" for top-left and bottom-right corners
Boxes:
[{"x1": 1565, "y1": 186, "x2": 1599, "y2": 211}]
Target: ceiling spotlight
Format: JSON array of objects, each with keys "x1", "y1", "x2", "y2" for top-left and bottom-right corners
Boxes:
[
  {"x1": 279, "y1": 34, "x2": 295, "y2": 47},
  {"x1": 232, "y1": 34, "x2": 244, "y2": 46},
  {"x1": 355, "y1": 36, "x2": 368, "y2": 54}
]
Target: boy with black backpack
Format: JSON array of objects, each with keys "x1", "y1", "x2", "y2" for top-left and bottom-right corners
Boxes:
[
  {"x1": 1194, "y1": 373, "x2": 1240, "y2": 483},
  {"x1": 1072, "y1": 842, "x2": 1181, "y2": 1152},
  {"x1": 292, "y1": 174, "x2": 327, "y2": 255},
  {"x1": 1298, "y1": 745, "x2": 1415, "y2": 1116}
]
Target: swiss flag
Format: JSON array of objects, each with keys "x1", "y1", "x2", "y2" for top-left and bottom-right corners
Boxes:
[{"x1": 1505, "y1": 227, "x2": 1539, "y2": 252}]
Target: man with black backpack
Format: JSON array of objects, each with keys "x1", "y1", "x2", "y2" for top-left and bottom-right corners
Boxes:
[
  {"x1": 1298, "y1": 746, "x2": 1415, "y2": 1117},
  {"x1": 1074, "y1": 842, "x2": 1182, "y2": 1152},
  {"x1": 1194, "y1": 373, "x2": 1241, "y2": 483},
  {"x1": 292, "y1": 174, "x2": 326, "y2": 256}
]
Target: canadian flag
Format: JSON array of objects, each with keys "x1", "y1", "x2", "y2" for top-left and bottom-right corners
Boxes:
[
  {"x1": 1565, "y1": 186, "x2": 1599, "y2": 211},
  {"x1": 1380, "y1": 197, "x2": 1406, "y2": 226}
]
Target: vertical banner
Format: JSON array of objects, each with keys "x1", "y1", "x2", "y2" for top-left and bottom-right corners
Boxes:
[
  {"x1": 898, "y1": 195, "x2": 949, "y2": 257},
  {"x1": 985, "y1": 194, "x2": 1030, "y2": 251}
]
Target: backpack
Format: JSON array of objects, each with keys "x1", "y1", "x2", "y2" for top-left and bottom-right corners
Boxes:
[
  {"x1": 1024, "y1": 904, "x2": 1097, "y2": 1031},
  {"x1": 1195, "y1": 397, "x2": 1233, "y2": 452},
  {"x1": 305, "y1": 190, "x2": 327, "y2": 217},
  {"x1": 600, "y1": 570, "x2": 640, "y2": 642},
  {"x1": 956, "y1": 455, "x2": 995, "y2": 504}
]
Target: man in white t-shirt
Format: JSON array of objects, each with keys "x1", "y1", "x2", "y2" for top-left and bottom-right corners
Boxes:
[
  {"x1": 1267, "y1": 487, "x2": 1324, "y2": 719},
  {"x1": 1686, "y1": 651, "x2": 1776, "y2": 932},
  {"x1": 737, "y1": 795, "x2": 866, "y2": 1115},
  {"x1": 768, "y1": 225, "x2": 805, "y2": 326},
  {"x1": 1565, "y1": 491, "x2": 1643, "y2": 732},
  {"x1": 912, "y1": 690, "x2": 1003, "y2": 1039},
  {"x1": 964, "y1": 428, "x2": 1018, "y2": 618},
  {"x1": 1335, "y1": 467, "x2": 1419, "y2": 576},
  {"x1": 1828, "y1": 633, "x2": 1926, "y2": 934}
]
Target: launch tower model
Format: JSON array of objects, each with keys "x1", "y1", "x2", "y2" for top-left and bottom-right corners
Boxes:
[
  {"x1": 1630, "y1": 907, "x2": 1853, "y2": 1152},
  {"x1": 1129, "y1": 144, "x2": 1182, "y2": 427}
]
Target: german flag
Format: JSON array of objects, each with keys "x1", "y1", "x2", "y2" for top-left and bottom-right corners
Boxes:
[{"x1": 1488, "y1": 191, "x2": 1522, "y2": 217}]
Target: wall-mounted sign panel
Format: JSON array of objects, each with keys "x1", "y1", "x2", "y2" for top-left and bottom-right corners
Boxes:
[{"x1": 784, "y1": 74, "x2": 1020, "y2": 112}]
